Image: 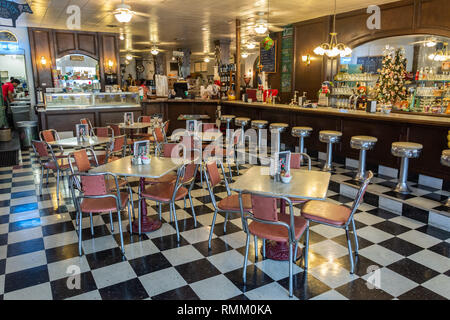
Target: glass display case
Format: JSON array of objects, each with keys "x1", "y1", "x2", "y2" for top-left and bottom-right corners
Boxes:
[{"x1": 44, "y1": 92, "x2": 140, "y2": 109}]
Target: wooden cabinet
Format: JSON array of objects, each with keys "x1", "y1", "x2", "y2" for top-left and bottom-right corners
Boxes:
[{"x1": 28, "y1": 28, "x2": 120, "y2": 98}]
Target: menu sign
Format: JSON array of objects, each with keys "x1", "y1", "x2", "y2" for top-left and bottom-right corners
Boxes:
[
  {"x1": 280, "y1": 26, "x2": 294, "y2": 93},
  {"x1": 259, "y1": 40, "x2": 277, "y2": 73}
]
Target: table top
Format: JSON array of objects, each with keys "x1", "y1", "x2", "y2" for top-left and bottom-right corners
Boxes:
[
  {"x1": 170, "y1": 131, "x2": 223, "y2": 142},
  {"x1": 48, "y1": 136, "x2": 111, "y2": 148},
  {"x1": 90, "y1": 155, "x2": 187, "y2": 179},
  {"x1": 118, "y1": 122, "x2": 153, "y2": 130},
  {"x1": 177, "y1": 114, "x2": 211, "y2": 121},
  {"x1": 230, "y1": 166, "x2": 331, "y2": 200}
]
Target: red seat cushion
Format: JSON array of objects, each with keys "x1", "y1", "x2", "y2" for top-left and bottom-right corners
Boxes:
[
  {"x1": 217, "y1": 194, "x2": 252, "y2": 211},
  {"x1": 141, "y1": 183, "x2": 188, "y2": 202},
  {"x1": 248, "y1": 213, "x2": 307, "y2": 242},
  {"x1": 44, "y1": 161, "x2": 70, "y2": 171},
  {"x1": 80, "y1": 192, "x2": 129, "y2": 213},
  {"x1": 301, "y1": 200, "x2": 351, "y2": 226},
  {"x1": 145, "y1": 173, "x2": 177, "y2": 184}
]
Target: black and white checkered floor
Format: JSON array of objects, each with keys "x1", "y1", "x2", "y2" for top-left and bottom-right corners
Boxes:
[{"x1": 0, "y1": 149, "x2": 449, "y2": 300}]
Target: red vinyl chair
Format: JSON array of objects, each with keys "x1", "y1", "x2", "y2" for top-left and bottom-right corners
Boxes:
[
  {"x1": 238, "y1": 191, "x2": 308, "y2": 297},
  {"x1": 137, "y1": 162, "x2": 190, "y2": 239},
  {"x1": 204, "y1": 159, "x2": 252, "y2": 249},
  {"x1": 39, "y1": 129, "x2": 66, "y2": 157},
  {"x1": 95, "y1": 135, "x2": 126, "y2": 165},
  {"x1": 90, "y1": 126, "x2": 114, "y2": 138},
  {"x1": 109, "y1": 124, "x2": 121, "y2": 137},
  {"x1": 69, "y1": 172, "x2": 133, "y2": 255},
  {"x1": 68, "y1": 148, "x2": 134, "y2": 231},
  {"x1": 32, "y1": 140, "x2": 71, "y2": 201},
  {"x1": 301, "y1": 171, "x2": 373, "y2": 274}
]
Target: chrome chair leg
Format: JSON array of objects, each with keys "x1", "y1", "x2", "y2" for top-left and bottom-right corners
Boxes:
[
  {"x1": 89, "y1": 212, "x2": 94, "y2": 235},
  {"x1": 262, "y1": 239, "x2": 266, "y2": 258},
  {"x1": 56, "y1": 169, "x2": 61, "y2": 201},
  {"x1": 254, "y1": 236, "x2": 258, "y2": 260},
  {"x1": 304, "y1": 224, "x2": 310, "y2": 270},
  {"x1": 352, "y1": 218, "x2": 359, "y2": 255},
  {"x1": 109, "y1": 211, "x2": 114, "y2": 231},
  {"x1": 117, "y1": 210, "x2": 125, "y2": 254},
  {"x1": 188, "y1": 192, "x2": 197, "y2": 227},
  {"x1": 208, "y1": 209, "x2": 218, "y2": 249},
  {"x1": 345, "y1": 227, "x2": 355, "y2": 274},
  {"x1": 289, "y1": 242, "x2": 293, "y2": 297},
  {"x1": 78, "y1": 210, "x2": 83, "y2": 255},
  {"x1": 224, "y1": 212, "x2": 229, "y2": 233},
  {"x1": 127, "y1": 200, "x2": 133, "y2": 234},
  {"x1": 158, "y1": 202, "x2": 162, "y2": 220},
  {"x1": 169, "y1": 202, "x2": 173, "y2": 222},
  {"x1": 138, "y1": 194, "x2": 142, "y2": 235},
  {"x1": 39, "y1": 167, "x2": 44, "y2": 195},
  {"x1": 46, "y1": 168, "x2": 49, "y2": 185},
  {"x1": 293, "y1": 241, "x2": 299, "y2": 263},
  {"x1": 243, "y1": 233, "x2": 250, "y2": 283},
  {"x1": 184, "y1": 196, "x2": 187, "y2": 209},
  {"x1": 171, "y1": 202, "x2": 180, "y2": 242}
]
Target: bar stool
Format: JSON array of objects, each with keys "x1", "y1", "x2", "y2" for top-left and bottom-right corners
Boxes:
[
  {"x1": 235, "y1": 117, "x2": 251, "y2": 147},
  {"x1": 269, "y1": 123, "x2": 289, "y2": 154},
  {"x1": 319, "y1": 130, "x2": 342, "y2": 171},
  {"x1": 292, "y1": 126, "x2": 312, "y2": 154},
  {"x1": 440, "y1": 150, "x2": 450, "y2": 206},
  {"x1": 391, "y1": 142, "x2": 423, "y2": 194},
  {"x1": 221, "y1": 115, "x2": 235, "y2": 144},
  {"x1": 350, "y1": 135, "x2": 377, "y2": 181}
]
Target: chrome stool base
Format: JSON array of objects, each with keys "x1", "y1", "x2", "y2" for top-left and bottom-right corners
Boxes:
[
  {"x1": 319, "y1": 130, "x2": 342, "y2": 172},
  {"x1": 391, "y1": 142, "x2": 423, "y2": 195}
]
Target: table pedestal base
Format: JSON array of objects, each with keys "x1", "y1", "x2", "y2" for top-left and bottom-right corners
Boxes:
[
  {"x1": 262, "y1": 240, "x2": 302, "y2": 261},
  {"x1": 130, "y1": 216, "x2": 162, "y2": 234}
]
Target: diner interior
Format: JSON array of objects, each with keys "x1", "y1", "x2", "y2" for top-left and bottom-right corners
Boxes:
[{"x1": 0, "y1": 0, "x2": 449, "y2": 302}]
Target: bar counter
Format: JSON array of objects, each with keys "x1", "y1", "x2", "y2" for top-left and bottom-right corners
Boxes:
[{"x1": 38, "y1": 98, "x2": 449, "y2": 180}]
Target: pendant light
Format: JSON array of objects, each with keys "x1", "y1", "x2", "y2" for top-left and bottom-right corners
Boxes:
[
  {"x1": 428, "y1": 42, "x2": 449, "y2": 62},
  {"x1": 114, "y1": 0, "x2": 134, "y2": 23},
  {"x1": 246, "y1": 42, "x2": 256, "y2": 50},
  {"x1": 151, "y1": 46, "x2": 160, "y2": 55},
  {"x1": 126, "y1": 53, "x2": 133, "y2": 60},
  {"x1": 241, "y1": 52, "x2": 249, "y2": 59},
  {"x1": 313, "y1": 0, "x2": 351, "y2": 58},
  {"x1": 204, "y1": 57, "x2": 210, "y2": 63}
]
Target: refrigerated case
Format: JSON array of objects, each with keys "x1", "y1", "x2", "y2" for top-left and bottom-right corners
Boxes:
[{"x1": 44, "y1": 92, "x2": 140, "y2": 109}]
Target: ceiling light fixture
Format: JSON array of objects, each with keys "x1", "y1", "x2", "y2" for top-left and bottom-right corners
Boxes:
[
  {"x1": 313, "y1": 0, "x2": 351, "y2": 58},
  {"x1": 114, "y1": 0, "x2": 134, "y2": 23},
  {"x1": 204, "y1": 57, "x2": 210, "y2": 63},
  {"x1": 241, "y1": 52, "x2": 249, "y2": 58},
  {"x1": 426, "y1": 41, "x2": 437, "y2": 47},
  {"x1": 119, "y1": 34, "x2": 125, "y2": 41},
  {"x1": 246, "y1": 42, "x2": 256, "y2": 49},
  {"x1": 151, "y1": 47, "x2": 160, "y2": 55},
  {"x1": 254, "y1": 12, "x2": 268, "y2": 35},
  {"x1": 126, "y1": 54, "x2": 133, "y2": 60},
  {"x1": 429, "y1": 42, "x2": 449, "y2": 62}
]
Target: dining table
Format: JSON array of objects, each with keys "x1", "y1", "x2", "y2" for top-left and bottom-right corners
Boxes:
[
  {"x1": 47, "y1": 136, "x2": 111, "y2": 148},
  {"x1": 89, "y1": 155, "x2": 188, "y2": 233},
  {"x1": 230, "y1": 166, "x2": 331, "y2": 261}
]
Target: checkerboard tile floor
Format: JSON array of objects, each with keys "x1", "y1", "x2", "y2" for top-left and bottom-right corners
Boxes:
[{"x1": 0, "y1": 149, "x2": 448, "y2": 300}]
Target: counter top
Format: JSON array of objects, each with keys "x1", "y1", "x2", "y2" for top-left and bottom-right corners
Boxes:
[
  {"x1": 38, "y1": 104, "x2": 141, "y2": 112},
  {"x1": 142, "y1": 98, "x2": 220, "y2": 104},
  {"x1": 222, "y1": 101, "x2": 450, "y2": 127}
]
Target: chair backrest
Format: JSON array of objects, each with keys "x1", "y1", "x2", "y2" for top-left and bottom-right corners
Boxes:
[
  {"x1": 154, "y1": 127, "x2": 165, "y2": 143},
  {"x1": 80, "y1": 174, "x2": 108, "y2": 196},
  {"x1": 32, "y1": 140, "x2": 49, "y2": 157},
  {"x1": 251, "y1": 194, "x2": 279, "y2": 222},
  {"x1": 290, "y1": 153, "x2": 312, "y2": 170},
  {"x1": 40, "y1": 129, "x2": 57, "y2": 143},
  {"x1": 110, "y1": 124, "x2": 121, "y2": 137},
  {"x1": 347, "y1": 171, "x2": 373, "y2": 221},
  {"x1": 203, "y1": 123, "x2": 217, "y2": 132},
  {"x1": 92, "y1": 127, "x2": 112, "y2": 138},
  {"x1": 73, "y1": 149, "x2": 92, "y2": 172},
  {"x1": 182, "y1": 162, "x2": 198, "y2": 184},
  {"x1": 205, "y1": 160, "x2": 222, "y2": 187},
  {"x1": 163, "y1": 120, "x2": 170, "y2": 136},
  {"x1": 111, "y1": 135, "x2": 126, "y2": 153},
  {"x1": 163, "y1": 143, "x2": 181, "y2": 158},
  {"x1": 139, "y1": 116, "x2": 151, "y2": 123}
]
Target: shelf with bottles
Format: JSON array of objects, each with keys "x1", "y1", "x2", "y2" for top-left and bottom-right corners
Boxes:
[{"x1": 334, "y1": 73, "x2": 379, "y2": 83}]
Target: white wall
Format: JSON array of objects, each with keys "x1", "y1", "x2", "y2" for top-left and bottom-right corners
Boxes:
[
  {"x1": 351, "y1": 43, "x2": 414, "y2": 72},
  {"x1": 0, "y1": 54, "x2": 27, "y2": 79}
]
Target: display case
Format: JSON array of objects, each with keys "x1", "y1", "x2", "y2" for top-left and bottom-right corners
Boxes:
[{"x1": 44, "y1": 92, "x2": 140, "y2": 109}]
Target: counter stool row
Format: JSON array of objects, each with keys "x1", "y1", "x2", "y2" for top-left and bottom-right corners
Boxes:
[{"x1": 221, "y1": 115, "x2": 424, "y2": 194}]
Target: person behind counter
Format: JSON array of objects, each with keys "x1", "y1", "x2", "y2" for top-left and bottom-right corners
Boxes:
[{"x1": 2, "y1": 78, "x2": 21, "y2": 128}]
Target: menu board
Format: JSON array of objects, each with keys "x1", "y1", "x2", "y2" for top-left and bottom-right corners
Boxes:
[
  {"x1": 280, "y1": 26, "x2": 294, "y2": 93},
  {"x1": 259, "y1": 40, "x2": 277, "y2": 73}
]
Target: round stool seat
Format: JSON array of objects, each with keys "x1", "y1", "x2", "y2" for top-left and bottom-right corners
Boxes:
[
  {"x1": 235, "y1": 117, "x2": 251, "y2": 127},
  {"x1": 350, "y1": 136, "x2": 378, "y2": 150},
  {"x1": 270, "y1": 123, "x2": 289, "y2": 133},
  {"x1": 221, "y1": 115, "x2": 236, "y2": 123},
  {"x1": 292, "y1": 126, "x2": 313, "y2": 138},
  {"x1": 391, "y1": 142, "x2": 423, "y2": 158},
  {"x1": 319, "y1": 130, "x2": 342, "y2": 143},
  {"x1": 441, "y1": 150, "x2": 450, "y2": 167},
  {"x1": 251, "y1": 120, "x2": 268, "y2": 129}
]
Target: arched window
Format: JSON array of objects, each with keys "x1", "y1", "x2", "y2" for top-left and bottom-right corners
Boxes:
[{"x1": 0, "y1": 30, "x2": 18, "y2": 43}]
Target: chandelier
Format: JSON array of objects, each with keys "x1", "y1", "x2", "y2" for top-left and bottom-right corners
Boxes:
[
  {"x1": 428, "y1": 42, "x2": 449, "y2": 62},
  {"x1": 313, "y1": 0, "x2": 351, "y2": 58},
  {"x1": 151, "y1": 46, "x2": 160, "y2": 55}
]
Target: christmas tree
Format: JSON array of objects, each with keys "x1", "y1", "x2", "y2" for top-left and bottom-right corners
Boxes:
[{"x1": 376, "y1": 48, "x2": 407, "y2": 105}]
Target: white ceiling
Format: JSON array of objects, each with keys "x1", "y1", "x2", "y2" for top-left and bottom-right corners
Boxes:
[{"x1": 12, "y1": 0, "x2": 402, "y2": 56}]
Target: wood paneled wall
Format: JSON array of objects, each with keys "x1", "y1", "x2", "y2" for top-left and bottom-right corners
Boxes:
[
  {"x1": 28, "y1": 28, "x2": 120, "y2": 99},
  {"x1": 269, "y1": 0, "x2": 450, "y2": 101}
]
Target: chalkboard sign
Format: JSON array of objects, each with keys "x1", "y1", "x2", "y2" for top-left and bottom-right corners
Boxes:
[
  {"x1": 357, "y1": 56, "x2": 383, "y2": 74},
  {"x1": 259, "y1": 40, "x2": 277, "y2": 73},
  {"x1": 280, "y1": 26, "x2": 294, "y2": 92}
]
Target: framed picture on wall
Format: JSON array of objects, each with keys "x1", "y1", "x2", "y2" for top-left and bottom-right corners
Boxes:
[{"x1": 124, "y1": 112, "x2": 134, "y2": 124}]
